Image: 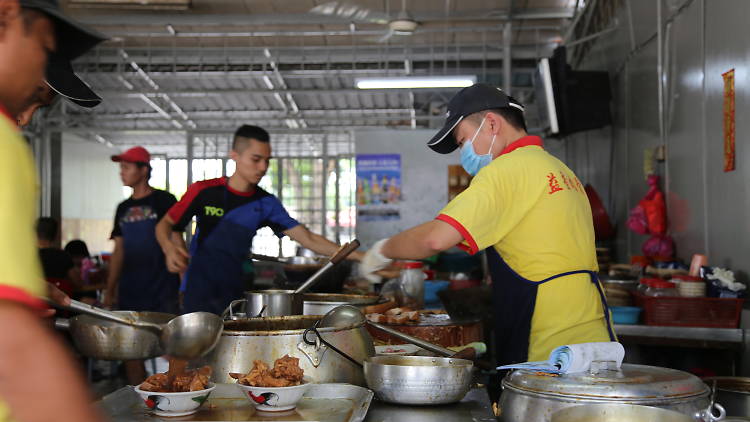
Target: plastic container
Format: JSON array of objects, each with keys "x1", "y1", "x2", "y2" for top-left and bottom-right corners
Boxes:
[
  {"x1": 398, "y1": 261, "x2": 426, "y2": 309},
  {"x1": 637, "y1": 278, "x2": 664, "y2": 295},
  {"x1": 610, "y1": 306, "x2": 642, "y2": 325},
  {"x1": 645, "y1": 280, "x2": 678, "y2": 297}
]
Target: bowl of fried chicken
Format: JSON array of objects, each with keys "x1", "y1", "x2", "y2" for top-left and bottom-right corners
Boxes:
[
  {"x1": 231, "y1": 355, "x2": 310, "y2": 412},
  {"x1": 134, "y1": 358, "x2": 215, "y2": 417}
]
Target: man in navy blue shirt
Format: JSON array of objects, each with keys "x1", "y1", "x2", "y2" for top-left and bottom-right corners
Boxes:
[
  {"x1": 105, "y1": 146, "x2": 181, "y2": 385},
  {"x1": 156, "y1": 125, "x2": 363, "y2": 315}
]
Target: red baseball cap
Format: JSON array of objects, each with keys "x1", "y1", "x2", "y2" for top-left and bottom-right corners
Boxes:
[{"x1": 111, "y1": 146, "x2": 150, "y2": 164}]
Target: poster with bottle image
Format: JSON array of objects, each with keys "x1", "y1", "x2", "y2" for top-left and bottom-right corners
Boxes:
[{"x1": 356, "y1": 154, "x2": 401, "y2": 221}]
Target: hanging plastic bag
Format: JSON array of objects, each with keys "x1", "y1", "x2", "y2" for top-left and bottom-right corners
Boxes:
[
  {"x1": 642, "y1": 234, "x2": 674, "y2": 259},
  {"x1": 626, "y1": 204, "x2": 649, "y2": 235},
  {"x1": 640, "y1": 175, "x2": 667, "y2": 235}
]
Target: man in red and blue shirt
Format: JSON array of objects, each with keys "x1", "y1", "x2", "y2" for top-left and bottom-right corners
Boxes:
[{"x1": 156, "y1": 125, "x2": 362, "y2": 315}]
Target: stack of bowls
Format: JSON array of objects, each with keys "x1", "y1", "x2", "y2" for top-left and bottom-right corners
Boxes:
[{"x1": 678, "y1": 281, "x2": 706, "y2": 297}]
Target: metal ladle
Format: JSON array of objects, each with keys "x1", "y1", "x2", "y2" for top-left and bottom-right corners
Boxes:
[{"x1": 50, "y1": 299, "x2": 223, "y2": 359}]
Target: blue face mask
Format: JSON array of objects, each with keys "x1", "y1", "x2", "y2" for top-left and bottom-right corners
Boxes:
[{"x1": 460, "y1": 117, "x2": 496, "y2": 176}]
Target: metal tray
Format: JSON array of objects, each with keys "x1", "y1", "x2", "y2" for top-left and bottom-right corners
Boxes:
[{"x1": 99, "y1": 382, "x2": 374, "y2": 422}]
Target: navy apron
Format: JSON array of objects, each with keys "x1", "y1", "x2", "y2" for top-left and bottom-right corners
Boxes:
[
  {"x1": 118, "y1": 194, "x2": 179, "y2": 314},
  {"x1": 487, "y1": 247, "x2": 615, "y2": 366},
  {"x1": 182, "y1": 187, "x2": 259, "y2": 315}
]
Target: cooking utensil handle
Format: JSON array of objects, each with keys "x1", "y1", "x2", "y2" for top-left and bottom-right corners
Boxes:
[
  {"x1": 294, "y1": 240, "x2": 360, "y2": 294},
  {"x1": 51, "y1": 298, "x2": 161, "y2": 330},
  {"x1": 330, "y1": 239, "x2": 360, "y2": 265},
  {"x1": 250, "y1": 253, "x2": 283, "y2": 263},
  {"x1": 54, "y1": 318, "x2": 70, "y2": 331},
  {"x1": 367, "y1": 321, "x2": 455, "y2": 357}
]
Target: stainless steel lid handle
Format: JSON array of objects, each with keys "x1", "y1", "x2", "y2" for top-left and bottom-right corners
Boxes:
[
  {"x1": 697, "y1": 402, "x2": 725, "y2": 422},
  {"x1": 221, "y1": 299, "x2": 246, "y2": 320}
]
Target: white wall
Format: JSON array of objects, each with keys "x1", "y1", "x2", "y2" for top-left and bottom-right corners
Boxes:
[
  {"x1": 61, "y1": 134, "x2": 123, "y2": 253},
  {"x1": 354, "y1": 129, "x2": 460, "y2": 248}
]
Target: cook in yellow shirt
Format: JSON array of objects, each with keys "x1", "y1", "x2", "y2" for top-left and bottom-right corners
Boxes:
[
  {"x1": 437, "y1": 135, "x2": 614, "y2": 363},
  {"x1": 0, "y1": 107, "x2": 46, "y2": 308},
  {"x1": 359, "y1": 83, "x2": 614, "y2": 367}
]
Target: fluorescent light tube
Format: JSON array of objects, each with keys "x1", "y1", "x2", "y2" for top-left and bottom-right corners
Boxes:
[{"x1": 355, "y1": 76, "x2": 477, "y2": 89}]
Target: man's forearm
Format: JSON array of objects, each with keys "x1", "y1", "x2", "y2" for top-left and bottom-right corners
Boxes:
[
  {"x1": 0, "y1": 302, "x2": 105, "y2": 422},
  {"x1": 105, "y1": 247, "x2": 123, "y2": 294},
  {"x1": 298, "y1": 230, "x2": 340, "y2": 256},
  {"x1": 381, "y1": 220, "x2": 464, "y2": 260},
  {"x1": 381, "y1": 225, "x2": 441, "y2": 260},
  {"x1": 156, "y1": 217, "x2": 176, "y2": 254}
]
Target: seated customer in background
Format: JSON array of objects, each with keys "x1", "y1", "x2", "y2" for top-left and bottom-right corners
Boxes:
[
  {"x1": 65, "y1": 239, "x2": 97, "y2": 304},
  {"x1": 36, "y1": 217, "x2": 76, "y2": 297}
]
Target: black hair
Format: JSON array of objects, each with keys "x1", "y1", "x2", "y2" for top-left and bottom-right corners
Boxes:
[
  {"x1": 36, "y1": 217, "x2": 58, "y2": 242},
  {"x1": 64, "y1": 239, "x2": 90, "y2": 259},
  {"x1": 136, "y1": 161, "x2": 152, "y2": 179},
  {"x1": 232, "y1": 125, "x2": 270, "y2": 152},
  {"x1": 471, "y1": 107, "x2": 527, "y2": 132}
]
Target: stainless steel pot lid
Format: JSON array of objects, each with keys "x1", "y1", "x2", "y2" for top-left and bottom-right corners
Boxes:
[{"x1": 502, "y1": 363, "x2": 709, "y2": 400}]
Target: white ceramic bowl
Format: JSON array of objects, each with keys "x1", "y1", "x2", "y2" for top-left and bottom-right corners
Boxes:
[
  {"x1": 133, "y1": 384, "x2": 215, "y2": 417},
  {"x1": 235, "y1": 377, "x2": 311, "y2": 412}
]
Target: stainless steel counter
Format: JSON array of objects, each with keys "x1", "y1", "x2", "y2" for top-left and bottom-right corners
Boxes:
[
  {"x1": 614, "y1": 324, "x2": 747, "y2": 344},
  {"x1": 364, "y1": 388, "x2": 496, "y2": 422},
  {"x1": 98, "y1": 384, "x2": 497, "y2": 422},
  {"x1": 614, "y1": 324, "x2": 750, "y2": 376}
]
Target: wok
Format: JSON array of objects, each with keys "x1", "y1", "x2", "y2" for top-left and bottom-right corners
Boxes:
[{"x1": 55, "y1": 311, "x2": 173, "y2": 360}]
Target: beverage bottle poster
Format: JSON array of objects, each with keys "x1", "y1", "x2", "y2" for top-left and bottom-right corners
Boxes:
[{"x1": 356, "y1": 154, "x2": 401, "y2": 221}]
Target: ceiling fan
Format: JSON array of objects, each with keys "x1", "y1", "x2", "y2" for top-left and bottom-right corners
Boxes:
[{"x1": 310, "y1": 0, "x2": 419, "y2": 43}]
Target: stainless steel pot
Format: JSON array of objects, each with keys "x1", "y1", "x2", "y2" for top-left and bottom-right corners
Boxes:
[
  {"x1": 499, "y1": 364, "x2": 725, "y2": 422},
  {"x1": 703, "y1": 377, "x2": 750, "y2": 417},
  {"x1": 245, "y1": 289, "x2": 303, "y2": 317},
  {"x1": 244, "y1": 240, "x2": 361, "y2": 316},
  {"x1": 551, "y1": 404, "x2": 695, "y2": 422},
  {"x1": 55, "y1": 311, "x2": 174, "y2": 360},
  {"x1": 363, "y1": 355, "x2": 474, "y2": 405},
  {"x1": 302, "y1": 293, "x2": 380, "y2": 316},
  {"x1": 203, "y1": 315, "x2": 374, "y2": 386}
]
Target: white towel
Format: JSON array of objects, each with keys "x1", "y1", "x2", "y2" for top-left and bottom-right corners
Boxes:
[{"x1": 497, "y1": 342, "x2": 625, "y2": 374}]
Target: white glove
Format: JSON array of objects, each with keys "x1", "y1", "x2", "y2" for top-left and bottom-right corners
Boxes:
[{"x1": 359, "y1": 239, "x2": 393, "y2": 284}]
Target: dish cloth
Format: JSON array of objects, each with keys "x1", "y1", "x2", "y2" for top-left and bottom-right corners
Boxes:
[{"x1": 497, "y1": 342, "x2": 625, "y2": 374}]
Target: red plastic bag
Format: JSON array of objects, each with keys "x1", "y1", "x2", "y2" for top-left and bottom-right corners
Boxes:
[
  {"x1": 628, "y1": 175, "x2": 667, "y2": 235},
  {"x1": 642, "y1": 234, "x2": 674, "y2": 259},
  {"x1": 627, "y1": 204, "x2": 649, "y2": 235},
  {"x1": 640, "y1": 175, "x2": 667, "y2": 235}
]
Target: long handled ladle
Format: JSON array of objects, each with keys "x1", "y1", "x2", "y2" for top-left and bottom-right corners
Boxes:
[
  {"x1": 319, "y1": 305, "x2": 485, "y2": 364},
  {"x1": 46, "y1": 298, "x2": 223, "y2": 359}
]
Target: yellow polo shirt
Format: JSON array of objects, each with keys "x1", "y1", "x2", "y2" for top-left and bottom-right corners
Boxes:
[
  {"x1": 0, "y1": 108, "x2": 47, "y2": 422},
  {"x1": 437, "y1": 136, "x2": 611, "y2": 361}
]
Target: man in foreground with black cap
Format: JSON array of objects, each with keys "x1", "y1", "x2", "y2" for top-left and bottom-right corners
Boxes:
[
  {"x1": 360, "y1": 83, "x2": 614, "y2": 367},
  {"x1": 0, "y1": 1, "x2": 106, "y2": 421}
]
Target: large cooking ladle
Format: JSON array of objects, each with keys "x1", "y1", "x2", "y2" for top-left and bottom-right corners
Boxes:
[
  {"x1": 47, "y1": 299, "x2": 223, "y2": 359},
  {"x1": 319, "y1": 305, "x2": 476, "y2": 360}
]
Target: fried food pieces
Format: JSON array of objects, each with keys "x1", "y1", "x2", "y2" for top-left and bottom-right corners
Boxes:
[
  {"x1": 231, "y1": 355, "x2": 304, "y2": 387},
  {"x1": 140, "y1": 362, "x2": 212, "y2": 392}
]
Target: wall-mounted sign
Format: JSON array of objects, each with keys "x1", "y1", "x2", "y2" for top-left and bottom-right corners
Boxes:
[
  {"x1": 356, "y1": 154, "x2": 401, "y2": 221},
  {"x1": 722, "y1": 68, "x2": 735, "y2": 172}
]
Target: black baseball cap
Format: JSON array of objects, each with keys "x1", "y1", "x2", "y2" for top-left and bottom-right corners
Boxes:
[
  {"x1": 427, "y1": 83, "x2": 525, "y2": 154},
  {"x1": 45, "y1": 53, "x2": 101, "y2": 107},
  {"x1": 20, "y1": 0, "x2": 107, "y2": 60}
]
